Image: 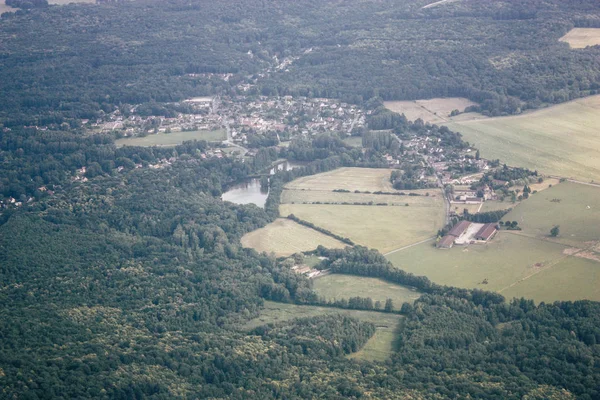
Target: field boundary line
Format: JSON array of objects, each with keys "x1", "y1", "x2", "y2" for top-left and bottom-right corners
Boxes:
[{"x1": 383, "y1": 237, "x2": 436, "y2": 256}]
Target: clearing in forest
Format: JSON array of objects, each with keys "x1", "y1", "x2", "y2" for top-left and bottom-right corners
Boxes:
[
  {"x1": 240, "y1": 218, "x2": 347, "y2": 257},
  {"x1": 312, "y1": 274, "x2": 421, "y2": 306},
  {"x1": 282, "y1": 188, "x2": 440, "y2": 206},
  {"x1": 241, "y1": 301, "x2": 404, "y2": 362},
  {"x1": 559, "y1": 28, "x2": 600, "y2": 49},
  {"x1": 115, "y1": 129, "x2": 226, "y2": 147},
  {"x1": 383, "y1": 97, "x2": 483, "y2": 124},
  {"x1": 445, "y1": 95, "x2": 600, "y2": 182}
]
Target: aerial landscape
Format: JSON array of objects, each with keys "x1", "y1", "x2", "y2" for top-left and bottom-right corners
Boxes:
[{"x1": 1, "y1": 0, "x2": 600, "y2": 398}]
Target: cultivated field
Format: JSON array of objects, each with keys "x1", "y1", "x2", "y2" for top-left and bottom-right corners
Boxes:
[
  {"x1": 559, "y1": 28, "x2": 600, "y2": 49},
  {"x1": 241, "y1": 301, "x2": 404, "y2": 362},
  {"x1": 445, "y1": 95, "x2": 600, "y2": 182},
  {"x1": 284, "y1": 167, "x2": 398, "y2": 193},
  {"x1": 503, "y1": 182, "x2": 600, "y2": 247},
  {"x1": 384, "y1": 97, "x2": 483, "y2": 124},
  {"x1": 281, "y1": 188, "x2": 442, "y2": 206},
  {"x1": 240, "y1": 218, "x2": 347, "y2": 257},
  {"x1": 280, "y1": 202, "x2": 444, "y2": 253},
  {"x1": 312, "y1": 274, "x2": 422, "y2": 307},
  {"x1": 115, "y1": 129, "x2": 226, "y2": 147},
  {"x1": 387, "y1": 230, "x2": 600, "y2": 303}
]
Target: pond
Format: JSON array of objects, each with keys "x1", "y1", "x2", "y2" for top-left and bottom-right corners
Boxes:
[{"x1": 221, "y1": 160, "x2": 304, "y2": 207}]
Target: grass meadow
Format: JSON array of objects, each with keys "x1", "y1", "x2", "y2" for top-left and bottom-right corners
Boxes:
[
  {"x1": 384, "y1": 97, "x2": 483, "y2": 124},
  {"x1": 240, "y1": 218, "x2": 347, "y2": 257},
  {"x1": 445, "y1": 95, "x2": 600, "y2": 182},
  {"x1": 115, "y1": 129, "x2": 226, "y2": 147},
  {"x1": 284, "y1": 167, "x2": 397, "y2": 193},
  {"x1": 312, "y1": 274, "x2": 422, "y2": 306}
]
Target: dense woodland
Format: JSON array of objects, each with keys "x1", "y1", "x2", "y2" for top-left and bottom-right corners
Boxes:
[
  {"x1": 2, "y1": 0, "x2": 600, "y2": 398},
  {"x1": 1, "y1": 0, "x2": 600, "y2": 126}
]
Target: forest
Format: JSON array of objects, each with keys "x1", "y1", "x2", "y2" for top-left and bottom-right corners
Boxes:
[
  {"x1": 1, "y1": 0, "x2": 600, "y2": 126},
  {"x1": 1, "y1": 0, "x2": 600, "y2": 398}
]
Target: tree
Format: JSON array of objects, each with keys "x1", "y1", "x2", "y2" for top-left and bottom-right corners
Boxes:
[
  {"x1": 384, "y1": 299, "x2": 394, "y2": 312},
  {"x1": 550, "y1": 225, "x2": 560, "y2": 237}
]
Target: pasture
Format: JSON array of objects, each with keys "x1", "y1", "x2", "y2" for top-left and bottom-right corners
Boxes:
[
  {"x1": 445, "y1": 95, "x2": 600, "y2": 182},
  {"x1": 279, "y1": 202, "x2": 444, "y2": 253},
  {"x1": 384, "y1": 97, "x2": 483, "y2": 124},
  {"x1": 284, "y1": 167, "x2": 397, "y2": 193},
  {"x1": 559, "y1": 28, "x2": 600, "y2": 49},
  {"x1": 241, "y1": 301, "x2": 404, "y2": 362},
  {"x1": 240, "y1": 218, "x2": 347, "y2": 257},
  {"x1": 387, "y1": 230, "x2": 600, "y2": 303},
  {"x1": 312, "y1": 274, "x2": 422, "y2": 307},
  {"x1": 503, "y1": 182, "x2": 600, "y2": 247},
  {"x1": 115, "y1": 129, "x2": 226, "y2": 147}
]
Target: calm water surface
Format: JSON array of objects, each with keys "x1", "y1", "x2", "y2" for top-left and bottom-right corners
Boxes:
[{"x1": 221, "y1": 161, "x2": 304, "y2": 207}]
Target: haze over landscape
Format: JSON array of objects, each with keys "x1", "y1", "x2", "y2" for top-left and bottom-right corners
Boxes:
[{"x1": 1, "y1": 0, "x2": 600, "y2": 398}]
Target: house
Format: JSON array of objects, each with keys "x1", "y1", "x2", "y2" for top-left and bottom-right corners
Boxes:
[
  {"x1": 437, "y1": 235, "x2": 455, "y2": 249},
  {"x1": 448, "y1": 220, "x2": 471, "y2": 237},
  {"x1": 475, "y1": 223, "x2": 498, "y2": 241}
]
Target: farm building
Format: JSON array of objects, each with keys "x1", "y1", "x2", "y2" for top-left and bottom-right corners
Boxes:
[
  {"x1": 475, "y1": 223, "x2": 498, "y2": 241},
  {"x1": 436, "y1": 235, "x2": 455, "y2": 249},
  {"x1": 448, "y1": 220, "x2": 471, "y2": 237}
]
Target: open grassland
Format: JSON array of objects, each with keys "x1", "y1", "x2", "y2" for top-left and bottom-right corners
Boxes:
[
  {"x1": 115, "y1": 129, "x2": 225, "y2": 147},
  {"x1": 281, "y1": 188, "x2": 443, "y2": 206},
  {"x1": 0, "y1": 1, "x2": 15, "y2": 13},
  {"x1": 384, "y1": 98, "x2": 483, "y2": 124},
  {"x1": 503, "y1": 182, "x2": 600, "y2": 247},
  {"x1": 560, "y1": 28, "x2": 600, "y2": 49},
  {"x1": 387, "y1": 231, "x2": 600, "y2": 303},
  {"x1": 445, "y1": 95, "x2": 600, "y2": 182},
  {"x1": 284, "y1": 167, "x2": 397, "y2": 193},
  {"x1": 240, "y1": 218, "x2": 347, "y2": 257},
  {"x1": 279, "y1": 202, "x2": 445, "y2": 253},
  {"x1": 313, "y1": 274, "x2": 421, "y2": 306},
  {"x1": 241, "y1": 301, "x2": 404, "y2": 362},
  {"x1": 343, "y1": 136, "x2": 363, "y2": 148}
]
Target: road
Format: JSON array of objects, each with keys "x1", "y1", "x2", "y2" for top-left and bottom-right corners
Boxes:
[{"x1": 383, "y1": 237, "x2": 436, "y2": 256}]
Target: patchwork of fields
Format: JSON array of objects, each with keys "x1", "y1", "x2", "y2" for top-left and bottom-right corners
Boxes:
[
  {"x1": 115, "y1": 129, "x2": 226, "y2": 147},
  {"x1": 240, "y1": 218, "x2": 347, "y2": 257},
  {"x1": 388, "y1": 182, "x2": 600, "y2": 303},
  {"x1": 560, "y1": 28, "x2": 600, "y2": 49},
  {"x1": 445, "y1": 95, "x2": 600, "y2": 182},
  {"x1": 241, "y1": 301, "x2": 405, "y2": 362}
]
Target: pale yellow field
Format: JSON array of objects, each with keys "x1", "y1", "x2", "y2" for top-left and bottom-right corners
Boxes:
[
  {"x1": 559, "y1": 28, "x2": 600, "y2": 49},
  {"x1": 284, "y1": 167, "x2": 398, "y2": 192},
  {"x1": 282, "y1": 188, "x2": 443, "y2": 206},
  {"x1": 240, "y1": 218, "x2": 347, "y2": 257},
  {"x1": 446, "y1": 95, "x2": 600, "y2": 182},
  {"x1": 384, "y1": 97, "x2": 483, "y2": 124},
  {"x1": 280, "y1": 202, "x2": 445, "y2": 253}
]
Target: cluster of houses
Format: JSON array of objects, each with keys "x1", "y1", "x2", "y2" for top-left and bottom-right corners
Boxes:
[{"x1": 437, "y1": 220, "x2": 498, "y2": 249}]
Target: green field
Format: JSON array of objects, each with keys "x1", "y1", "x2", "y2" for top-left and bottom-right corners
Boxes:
[
  {"x1": 115, "y1": 129, "x2": 226, "y2": 147},
  {"x1": 280, "y1": 203, "x2": 444, "y2": 253},
  {"x1": 240, "y1": 218, "x2": 347, "y2": 257},
  {"x1": 241, "y1": 301, "x2": 404, "y2": 362},
  {"x1": 343, "y1": 136, "x2": 363, "y2": 148},
  {"x1": 504, "y1": 182, "x2": 600, "y2": 246},
  {"x1": 313, "y1": 274, "x2": 421, "y2": 307},
  {"x1": 387, "y1": 231, "x2": 600, "y2": 303},
  {"x1": 445, "y1": 95, "x2": 600, "y2": 182},
  {"x1": 284, "y1": 167, "x2": 398, "y2": 193}
]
